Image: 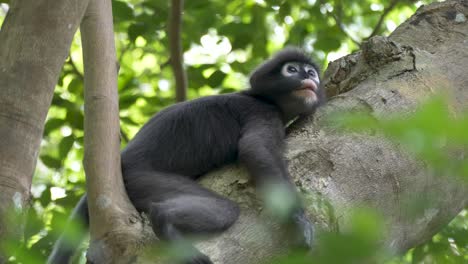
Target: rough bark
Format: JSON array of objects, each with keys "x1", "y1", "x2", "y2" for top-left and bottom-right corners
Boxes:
[
  {"x1": 80, "y1": 0, "x2": 151, "y2": 262},
  {"x1": 143, "y1": 1, "x2": 467, "y2": 263},
  {"x1": 0, "y1": 0, "x2": 89, "y2": 261}
]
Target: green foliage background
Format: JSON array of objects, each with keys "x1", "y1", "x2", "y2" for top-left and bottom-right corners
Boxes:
[{"x1": 0, "y1": 0, "x2": 466, "y2": 263}]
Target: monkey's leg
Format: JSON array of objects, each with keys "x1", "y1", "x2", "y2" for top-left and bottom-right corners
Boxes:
[{"x1": 125, "y1": 170, "x2": 240, "y2": 264}]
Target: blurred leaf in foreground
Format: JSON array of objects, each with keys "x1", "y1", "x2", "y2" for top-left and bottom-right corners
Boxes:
[{"x1": 332, "y1": 97, "x2": 468, "y2": 180}]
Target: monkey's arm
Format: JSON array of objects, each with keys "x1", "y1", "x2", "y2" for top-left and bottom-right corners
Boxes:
[{"x1": 238, "y1": 120, "x2": 314, "y2": 248}]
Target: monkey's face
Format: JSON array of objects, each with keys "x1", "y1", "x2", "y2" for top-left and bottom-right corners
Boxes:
[
  {"x1": 280, "y1": 62, "x2": 322, "y2": 107},
  {"x1": 248, "y1": 49, "x2": 325, "y2": 118}
]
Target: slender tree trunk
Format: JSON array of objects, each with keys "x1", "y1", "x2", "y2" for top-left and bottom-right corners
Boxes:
[
  {"x1": 0, "y1": 0, "x2": 89, "y2": 261},
  {"x1": 169, "y1": 0, "x2": 188, "y2": 102},
  {"x1": 80, "y1": 0, "x2": 152, "y2": 262}
]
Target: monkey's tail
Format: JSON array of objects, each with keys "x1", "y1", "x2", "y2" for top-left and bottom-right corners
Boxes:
[{"x1": 48, "y1": 195, "x2": 89, "y2": 264}]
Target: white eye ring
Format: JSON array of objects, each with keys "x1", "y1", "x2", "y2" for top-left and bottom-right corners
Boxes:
[
  {"x1": 281, "y1": 63, "x2": 299, "y2": 77},
  {"x1": 304, "y1": 65, "x2": 319, "y2": 82}
]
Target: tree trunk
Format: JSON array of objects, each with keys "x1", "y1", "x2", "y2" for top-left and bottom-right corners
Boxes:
[
  {"x1": 80, "y1": 0, "x2": 152, "y2": 263},
  {"x1": 0, "y1": 0, "x2": 89, "y2": 261}
]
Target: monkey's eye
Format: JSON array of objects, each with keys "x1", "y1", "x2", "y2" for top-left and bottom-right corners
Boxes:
[
  {"x1": 287, "y1": 66, "x2": 298, "y2": 73},
  {"x1": 281, "y1": 62, "x2": 300, "y2": 77},
  {"x1": 304, "y1": 65, "x2": 318, "y2": 80}
]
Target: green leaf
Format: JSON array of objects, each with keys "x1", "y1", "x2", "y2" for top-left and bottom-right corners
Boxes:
[
  {"x1": 54, "y1": 191, "x2": 82, "y2": 209},
  {"x1": 219, "y1": 87, "x2": 238, "y2": 94},
  {"x1": 51, "y1": 94, "x2": 76, "y2": 109},
  {"x1": 187, "y1": 65, "x2": 211, "y2": 89},
  {"x1": 207, "y1": 70, "x2": 227, "y2": 88},
  {"x1": 315, "y1": 29, "x2": 342, "y2": 51},
  {"x1": 59, "y1": 135, "x2": 75, "y2": 158},
  {"x1": 112, "y1": 0, "x2": 134, "y2": 23},
  {"x1": 67, "y1": 77, "x2": 82, "y2": 94},
  {"x1": 121, "y1": 116, "x2": 139, "y2": 126},
  {"x1": 185, "y1": 1, "x2": 211, "y2": 9},
  {"x1": 39, "y1": 188, "x2": 51, "y2": 208},
  {"x1": 128, "y1": 22, "x2": 148, "y2": 43},
  {"x1": 24, "y1": 207, "x2": 43, "y2": 240},
  {"x1": 44, "y1": 118, "x2": 65, "y2": 135},
  {"x1": 40, "y1": 155, "x2": 62, "y2": 169},
  {"x1": 119, "y1": 93, "x2": 139, "y2": 109},
  {"x1": 66, "y1": 110, "x2": 84, "y2": 130},
  {"x1": 30, "y1": 235, "x2": 55, "y2": 258},
  {"x1": 219, "y1": 22, "x2": 253, "y2": 50},
  {"x1": 287, "y1": 23, "x2": 309, "y2": 45}
]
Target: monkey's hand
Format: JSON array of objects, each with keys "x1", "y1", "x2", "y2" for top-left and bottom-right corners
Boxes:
[
  {"x1": 259, "y1": 183, "x2": 315, "y2": 249},
  {"x1": 291, "y1": 209, "x2": 315, "y2": 249}
]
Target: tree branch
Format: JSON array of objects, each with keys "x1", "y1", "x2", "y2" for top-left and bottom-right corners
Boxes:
[
  {"x1": 120, "y1": 128, "x2": 129, "y2": 143},
  {"x1": 168, "y1": 0, "x2": 188, "y2": 102},
  {"x1": 367, "y1": 0, "x2": 400, "y2": 39},
  {"x1": 80, "y1": 0, "x2": 145, "y2": 262},
  {"x1": 332, "y1": 11, "x2": 361, "y2": 46}
]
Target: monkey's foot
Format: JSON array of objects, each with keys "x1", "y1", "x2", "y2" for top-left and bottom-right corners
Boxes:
[{"x1": 182, "y1": 253, "x2": 213, "y2": 264}]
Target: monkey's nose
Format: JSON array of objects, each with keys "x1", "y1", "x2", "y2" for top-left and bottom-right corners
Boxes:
[{"x1": 300, "y1": 79, "x2": 317, "y2": 91}]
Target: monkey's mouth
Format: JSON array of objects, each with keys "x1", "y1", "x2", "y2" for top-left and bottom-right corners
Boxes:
[{"x1": 293, "y1": 79, "x2": 318, "y2": 101}]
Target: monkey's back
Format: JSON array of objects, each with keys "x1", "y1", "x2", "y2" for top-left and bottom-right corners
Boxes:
[{"x1": 121, "y1": 92, "x2": 280, "y2": 178}]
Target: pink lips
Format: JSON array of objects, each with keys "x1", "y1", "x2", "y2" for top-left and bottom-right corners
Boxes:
[{"x1": 299, "y1": 79, "x2": 317, "y2": 92}]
